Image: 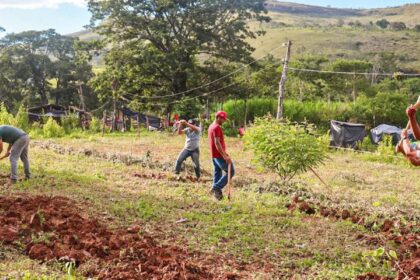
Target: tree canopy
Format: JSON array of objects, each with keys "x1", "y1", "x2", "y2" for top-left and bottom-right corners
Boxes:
[
  {"x1": 87, "y1": 0, "x2": 270, "y2": 113},
  {"x1": 0, "y1": 29, "x2": 95, "y2": 111}
]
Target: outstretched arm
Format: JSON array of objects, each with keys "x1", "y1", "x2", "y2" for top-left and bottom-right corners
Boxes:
[
  {"x1": 184, "y1": 122, "x2": 200, "y2": 132},
  {"x1": 407, "y1": 102, "x2": 420, "y2": 140}
]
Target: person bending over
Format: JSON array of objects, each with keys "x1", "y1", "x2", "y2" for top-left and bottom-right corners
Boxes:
[{"x1": 0, "y1": 125, "x2": 31, "y2": 184}]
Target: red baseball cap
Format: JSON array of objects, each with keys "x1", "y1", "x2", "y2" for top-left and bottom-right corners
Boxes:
[{"x1": 215, "y1": 111, "x2": 228, "y2": 120}]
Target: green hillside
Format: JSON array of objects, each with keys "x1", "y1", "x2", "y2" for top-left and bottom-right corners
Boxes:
[
  {"x1": 71, "y1": 1, "x2": 420, "y2": 71},
  {"x1": 250, "y1": 22, "x2": 420, "y2": 70}
]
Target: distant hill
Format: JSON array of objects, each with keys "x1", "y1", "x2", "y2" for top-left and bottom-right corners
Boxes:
[
  {"x1": 264, "y1": 1, "x2": 362, "y2": 17},
  {"x1": 70, "y1": 1, "x2": 420, "y2": 71}
]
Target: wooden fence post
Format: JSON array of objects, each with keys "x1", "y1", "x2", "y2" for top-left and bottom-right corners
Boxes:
[{"x1": 102, "y1": 110, "x2": 107, "y2": 137}]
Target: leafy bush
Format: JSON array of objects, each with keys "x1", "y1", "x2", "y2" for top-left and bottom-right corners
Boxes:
[
  {"x1": 244, "y1": 117, "x2": 328, "y2": 181},
  {"x1": 89, "y1": 117, "x2": 102, "y2": 133},
  {"x1": 62, "y1": 114, "x2": 80, "y2": 134},
  {"x1": 14, "y1": 105, "x2": 29, "y2": 131},
  {"x1": 0, "y1": 102, "x2": 15, "y2": 125},
  {"x1": 359, "y1": 137, "x2": 377, "y2": 152},
  {"x1": 376, "y1": 135, "x2": 398, "y2": 164},
  {"x1": 43, "y1": 117, "x2": 65, "y2": 138}
]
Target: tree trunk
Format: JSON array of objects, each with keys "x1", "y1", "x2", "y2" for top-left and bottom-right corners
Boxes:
[{"x1": 244, "y1": 97, "x2": 248, "y2": 127}]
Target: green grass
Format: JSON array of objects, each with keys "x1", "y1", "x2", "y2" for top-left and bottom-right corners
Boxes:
[
  {"x1": 1, "y1": 132, "x2": 415, "y2": 278},
  {"x1": 250, "y1": 23, "x2": 420, "y2": 70}
]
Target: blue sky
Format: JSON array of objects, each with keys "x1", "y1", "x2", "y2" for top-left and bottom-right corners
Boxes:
[
  {"x1": 0, "y1": 1, "x2": 90, "y2": 35},
  {"x1": 0, "y1": 0, "x2": 419, "y2": 36}
]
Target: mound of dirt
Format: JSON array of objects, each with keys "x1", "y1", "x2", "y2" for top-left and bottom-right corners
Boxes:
[
  {"x1": 0, "y1": 195, "x2": 242, "y2": 279},
  {"x1": 287, "y1": 197, "x2": 420, "y2": 280}
]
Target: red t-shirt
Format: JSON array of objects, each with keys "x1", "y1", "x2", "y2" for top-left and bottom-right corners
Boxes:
[{"x1": 208, "y1": 122, "x2": 225, "y2": 158}]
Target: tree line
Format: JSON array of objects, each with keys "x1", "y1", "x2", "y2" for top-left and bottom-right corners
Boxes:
[{"x1": 0, "y1": 0, "x2": 419, "y2": 127}]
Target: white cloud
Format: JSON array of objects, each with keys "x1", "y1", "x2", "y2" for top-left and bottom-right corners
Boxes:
[{"x1": 0, "y1": 0, "x2": 87, "y2": 9}]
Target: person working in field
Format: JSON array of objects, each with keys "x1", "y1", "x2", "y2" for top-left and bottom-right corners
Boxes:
[
  {"x1": 396, "y1": 106, "x2": 420, "y2": 166},
  {"x1": 0, "y1": 125, "x2": 31, "y2": 184},
  {"x1": 174, "y1": 119, "x2": 201, "y2": 180},
  {"x1": 208, "y1": 111, "x2": 235, "y2": 200}
]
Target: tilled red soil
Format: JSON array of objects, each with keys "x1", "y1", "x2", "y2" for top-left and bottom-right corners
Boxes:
[
  {"x1": 288, "y1": 197, "x2": 420, "y2": 280},
  {"x1": 0, "y1": 195, "x2": 246, "y2": 279}
]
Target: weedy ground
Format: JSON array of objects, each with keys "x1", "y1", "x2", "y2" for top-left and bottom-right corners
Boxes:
[{"x1": 0, "y1": 131, "x2": 418, "y2": 279}]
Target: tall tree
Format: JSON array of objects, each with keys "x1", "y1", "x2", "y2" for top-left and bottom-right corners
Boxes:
[
  {"x1": 0, "y1": 29, "x2": 95, "y2": 110},
  {"x1": 88, "y1": 0, "x2": 270, "y2": 113},
  {"x1": 325, "y1": 59, "x2": 372, "y2": 102}
]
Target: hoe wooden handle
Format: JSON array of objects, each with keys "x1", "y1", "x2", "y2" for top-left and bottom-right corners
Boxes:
[{"x1": 227, "y1": 163, "x2": 232, "y2": 200}]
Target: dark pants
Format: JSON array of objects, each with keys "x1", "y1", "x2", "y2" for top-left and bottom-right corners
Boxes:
[
  {"x1": 212, "y1": 158, "x2": 235, "y2": 190},
  {"x1": 175, "y1": 148, "x2": 200, "y2": 178}
]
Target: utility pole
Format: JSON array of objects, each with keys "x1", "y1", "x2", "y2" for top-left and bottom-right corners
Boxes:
[{"x1": 276, "y1": 40, "x2": 292, "y2": 120}]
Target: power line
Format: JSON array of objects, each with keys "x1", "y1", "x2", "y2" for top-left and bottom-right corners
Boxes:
[
  {"x1": 120, "y1": 81, "x2": 239, "y2": 105},
  {"x1": 123, "y1": 44, "x2": 284, "y2": 100},
  {"x1": 288, "y1": 67, "x2": 420, "y2": 77}
]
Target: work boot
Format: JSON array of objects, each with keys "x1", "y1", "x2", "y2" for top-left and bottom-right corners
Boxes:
[
  {"x1": 6, "y1": 179, "x2": 17, "y2": 186},
  {"x1": 211, "y1": 188, "x2": 223, "y2": 200}
]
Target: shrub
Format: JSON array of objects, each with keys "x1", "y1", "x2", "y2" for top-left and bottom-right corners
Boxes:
[
  {"x1": 62, "y1": 114, "x2": 80, "y2": 134},
  {"x1": 89, "y1": 117, "x2": 102, "y2": 133},
  {"x1": 244, "y1": 117, "x2": 328, "y2": 181},
  {"x1": 389, "y1": 21, "x2": 406, "y2": 31},
  {"x1": 359, "y1": 137, "x2": 377, "y2": 152},
  {"x1": 0, "y1": 102, "x2": 14, "y2": 125},
  {"x1": 43, "y1": 118, "x2": 65, "y2": 138},
  {"x1": 376, "y1": 135, "x2": 398, "y2": 164},
  {"x1": 14, "y1": 105, "x2": 29, "y2": 131}
]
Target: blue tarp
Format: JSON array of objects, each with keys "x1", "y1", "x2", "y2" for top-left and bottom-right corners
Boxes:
[{"x1": 370, "y1": 124, "x2": 402, "y2": 145}]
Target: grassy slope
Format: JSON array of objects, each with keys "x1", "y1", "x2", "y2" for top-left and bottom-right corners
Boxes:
[
  {"x1": 1, "y1": 132, "x2": 418, "y2": 278},
  {"x1": 250, "y1": 22, "x2": 420, "y2": 70},
  {"x1": 72, "y1": 2, "x2": 420, "y2": 71},
  {"x1": 250, "y1": 2, "x2": 420, "y2": 70}
]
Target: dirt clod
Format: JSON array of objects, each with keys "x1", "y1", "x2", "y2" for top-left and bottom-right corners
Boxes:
[{"x1": 0, "y1": 195, "x2": 248, "y2": 279}]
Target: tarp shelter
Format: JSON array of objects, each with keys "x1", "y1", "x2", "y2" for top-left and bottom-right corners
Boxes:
[
  {"x1": 139, "y1": 114, "x2": 161, "y2": 129},
  {"x1": 330, "y1": 120, "x2": 366, "y2": 148},
  {"x1": 28, "y1": 104, "x2": 67, "y2": 122},
  {"x1": 120, "y1": 107, "x2": 161, "y2": 129},
  {"x1": 121, "y1": 107, "x2": 139, "y2": 118},
  {"x1": 370, "y1": 124, "x2": 402, "y2": 145}
]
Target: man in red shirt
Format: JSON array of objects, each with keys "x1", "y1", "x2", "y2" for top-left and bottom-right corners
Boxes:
[{"x1": 208, "y1": 111, "x2": 235, "y2": 200}]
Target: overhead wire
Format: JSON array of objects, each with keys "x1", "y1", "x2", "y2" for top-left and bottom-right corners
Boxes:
[
  {"x1": 288, "y1": 67, "x2": 420, "y2": 77},
  {"x1": 120, "y1": 81, "x2": 240, "y2": 105},
  {"x1": 121, "y1": 44, "x2": 285, "y2": 100}
]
